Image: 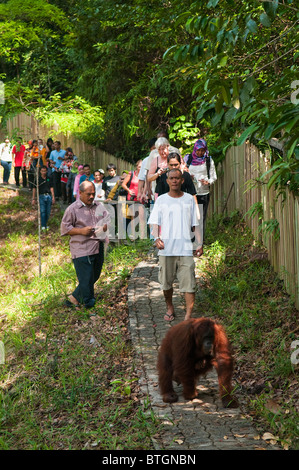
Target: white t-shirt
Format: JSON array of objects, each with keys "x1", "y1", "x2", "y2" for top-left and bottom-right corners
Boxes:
[
  {"x1": 189, "y1": 158, "x2": 217, "y2": 195},
  {"x1": 94, "y1": 182, "x2": 105, "y2": 200},
  {"x1": 148, "y1": 192, "x2": 199, "y2": 256},
  {"x1": 0, "y1": 142, "x2": 13, "y2": 162},
  {"x1": 138, "y1": 156, "x2": 149, "y2": 181}
]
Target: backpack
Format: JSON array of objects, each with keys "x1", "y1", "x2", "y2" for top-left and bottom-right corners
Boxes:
[{"x1": 127, "y1": 170, "x2": 134, "y2": 188}]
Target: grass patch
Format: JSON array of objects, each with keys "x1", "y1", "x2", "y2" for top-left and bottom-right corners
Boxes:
[
  {"x1": 0, "y1": 188, "x2": 158, "y2": 450},
  {"x1": 196, "y1": 211, "x2": 299, "y2": 450}
]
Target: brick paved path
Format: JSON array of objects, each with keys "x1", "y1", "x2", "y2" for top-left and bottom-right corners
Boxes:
[{"x1": 128, "y1": 253, "x2": 280, "y2": 451}]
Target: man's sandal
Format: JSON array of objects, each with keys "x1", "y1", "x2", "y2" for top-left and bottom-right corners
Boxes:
[
  {"x1": 64, "y1": 299, "x2": 80, "y2": 310},
  {"x1": 164, "y1": 313, "x2": 174, "y2": 322}
]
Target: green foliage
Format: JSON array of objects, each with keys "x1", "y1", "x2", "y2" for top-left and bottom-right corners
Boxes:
[
  {"x1": 0, "y1": 0, "x2": 298, "y2": 190},
  {"x1": 0, "y1": 0, "x2": 68, "y2": 63},
  {"x1": 163, "y1": 0, "x2": 299, "y2": 191},
  {"x1": 0, "y1": 0, "x2": 73, "y2": 120},
  {"x1": 244, "y1": 201, "x2": 264, "y2": 222},
  {"x1": 261, "y1": 146, "x2": 299, "y2": 195},
  {"x1": 244, "y1": 201, "x2": 280, "y2": 241},
  {"x1": 75, "y1": 0, "x2": 197, "y2": 157},
  {"x1": 259, "y1": 218, "x2": 280, "y2": 242},
  {"x1": 168, "y1": 115, "x2": 200, "y2": 152},
  {"x1": 35, "y1": 94, "x2": 106, "y2": 146}
]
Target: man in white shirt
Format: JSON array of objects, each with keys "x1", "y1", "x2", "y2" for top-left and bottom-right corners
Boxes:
[{"x1": 148, "y1": 168, "x2": 203, "y2": 322}]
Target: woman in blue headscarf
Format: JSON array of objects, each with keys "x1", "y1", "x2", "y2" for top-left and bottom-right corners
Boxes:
[{"x1": 185, "y1": 138, "x2": 217, "y2": 240}]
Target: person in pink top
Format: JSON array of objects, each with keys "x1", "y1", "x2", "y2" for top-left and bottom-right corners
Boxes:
[
  {"x1": 73, "y1": 165, "x2": 85, "y2": 200},
  {"x1": 12, "y1": 137, "x2": 26, "y2": 187},
  {"x1": 121, "y1": 159, "x2": 142, "y2": 201}
]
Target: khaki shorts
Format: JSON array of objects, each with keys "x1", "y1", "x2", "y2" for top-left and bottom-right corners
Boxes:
[{"x1": 158, "y1": 256, "x2": 196, "y2": 293}]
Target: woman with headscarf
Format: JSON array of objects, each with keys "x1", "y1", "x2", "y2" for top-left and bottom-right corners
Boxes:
[{"x1": 184, "y1": 138, "x2": 217, "y2": 239}]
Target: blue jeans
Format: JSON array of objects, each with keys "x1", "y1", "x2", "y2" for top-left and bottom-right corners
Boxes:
[
  {"x1": 1, "y1": 161, "x2": 12, "y2": 183},
  {"x1": 72, "y1": 247, "x2": 104, "y2": 308},
  {"x1": 39, "y1": 194, "x2": 52, "y2": 228}
]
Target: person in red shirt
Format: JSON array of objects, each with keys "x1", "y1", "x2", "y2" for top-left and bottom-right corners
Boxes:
[
  {"x1": 12, "y1": 137, "x2": 26, "y2": 187},
  {"x1": 121, "y1": 160, "x2": 142, "y2": 201}
]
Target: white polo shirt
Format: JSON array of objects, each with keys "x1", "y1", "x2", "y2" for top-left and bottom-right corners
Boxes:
[{"x1": 148, "y1": 192, "x2": 199, "y2": 256}]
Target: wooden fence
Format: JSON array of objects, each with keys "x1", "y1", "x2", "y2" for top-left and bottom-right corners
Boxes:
[
  {"x1": 0, "y1": 113, "x2": 132, "y2": 173},
  {"x1": 209, "y1": 142, "x2": 299, "y2": 309}
]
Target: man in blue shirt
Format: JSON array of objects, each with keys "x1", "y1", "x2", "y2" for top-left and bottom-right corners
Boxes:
[
  {"x1": 49, "y1": 141, "x2": 66, "y2": 199},
  {"x1": 79, "y1": 164, "x2": 95, "y2": 184}
]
